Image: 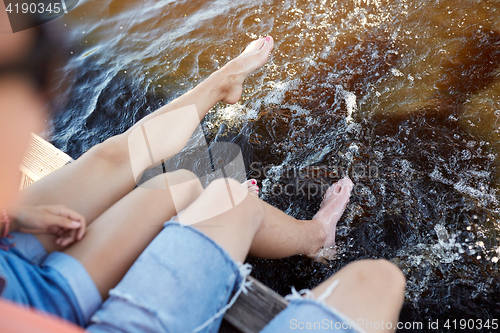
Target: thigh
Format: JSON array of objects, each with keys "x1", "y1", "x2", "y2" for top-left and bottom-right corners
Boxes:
[
  {"x1": 19, "y1": 135, "x2": 135, "y2": 252},
  {"x1": 86, "y1": 223, "x2": 243, "y2": 333},
  {"x1": 63, "y1": 170, "x2": 204, "y2": 299},
  {"x1": 310, "y1": 259, "x2": 405, "y2": 333},
  {"x1": 261, "y1": 259, "x2": 405, "y2": 333},
  {"x1": 260, "y1": 299, "x2": 360, "y2": 333},
  {"x1": 19, "y1": 135, "x2": 134, "y2": 222}
]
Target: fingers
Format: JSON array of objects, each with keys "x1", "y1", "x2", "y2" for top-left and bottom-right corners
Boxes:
[
  {"x1": 55, "y1": 228, "x2": 79, "y2": 247},
  {"x1": 76, "y1": 222, "x2": 85, "y2": 241},
  {"x1": 46, "y1": 205, "x2": 86, "y2": 241},
  {"x1": 47, "y1": 205, "x2": 86, "y2": 227},
  {"x1": 39, "y1": 205, "x2": 86, "y2": 246},
  {"x1": 45, "y1": 214, "x2": 82, "y2": 230}
]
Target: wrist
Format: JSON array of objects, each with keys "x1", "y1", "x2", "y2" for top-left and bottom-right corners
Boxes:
[
  {"x1": 3, "y1": 208, "x2": 18, "y2": 234},
  {"x1": 9, "y1": 216, "x2": 18, "y2": 233},
  {"x1": 1, "y1": 208, "x2": 13, "y2": 237}
]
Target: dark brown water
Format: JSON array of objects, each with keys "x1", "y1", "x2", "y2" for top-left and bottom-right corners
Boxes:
[{"x1": 49, "y1": 0, "x2": 500, "y2": 331}]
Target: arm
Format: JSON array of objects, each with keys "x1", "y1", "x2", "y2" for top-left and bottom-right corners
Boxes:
[{"x1": 1, "y1": 205, "x2": 86, "y2": 247}]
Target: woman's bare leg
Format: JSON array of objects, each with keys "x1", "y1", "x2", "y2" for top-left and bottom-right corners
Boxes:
[
  {"x1": 311, "y1": 259, "x2": 406, "y2": 333},
  {"x1": 63, "y1": 169, "x2": 205, "y2": 298},
  {"x1": 17, "y1": 37, "x2": 274, "y2": 252},
  {"x1": 63, "y1": 175, "x2": 350, "y2": 299}
]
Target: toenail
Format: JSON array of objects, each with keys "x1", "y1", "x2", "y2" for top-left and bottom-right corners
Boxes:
[
  {"x1": 334, "y1": 184, "x2": 342, "y2": 194},
  {"x1": 265, "y1": 36, "x2": 271, "y2": 41},
  {"x1": 252, "y1": 180, "x2": 256, "y2": 185}
]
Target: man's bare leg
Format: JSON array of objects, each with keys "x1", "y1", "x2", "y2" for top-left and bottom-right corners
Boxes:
[
  {"x1": 183, "y1": 178, "x2": 403, "y2": 333},
  {"x1": 250, "y1": 178, "x2": 353, "y2": 259},
  {"x1": 311, "y1": 259, "x2": 406, "y2": 333},
  {"x1": 180, "y1": 177, "x2": 353, "y2": 262}
]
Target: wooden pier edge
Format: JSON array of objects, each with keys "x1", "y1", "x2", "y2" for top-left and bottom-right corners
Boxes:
[
  {"x1": 222, "y1": 276, "x2": 288, "y2": 333},
  {"x1": 20, "y1": 133, "x2": 289, "y2": 333},
  {"x1": 19, "y1": 133, "x2": 73, "y2": 189}
]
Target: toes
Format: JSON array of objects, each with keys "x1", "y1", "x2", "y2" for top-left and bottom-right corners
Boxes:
[
  {"x1": 255, "y1": 36, "x2": 274, "y2": 60},
  {"x1": 324, "y1": 178, "x2": 353, "y2": 199},
  {"x1": 242, "y1": 179, "x2": 259, "y2": 195},
  {"x1": 242, "y1": 179, "x2": 257, "y2": 187},
  {"x1": 262, "y1": 36, "x2": 274, "y2": 52},
  {"x1": 242, "y1": 36, "x2": 273, "y2": 58},
  {"x1": 242, "y1": 37, "x2": 265, "y2": 55},
  {"x1": 333, "y1": 177, "x2": 353, "y2": 195},
  {"x1": 329, "y1": 179, "x2": 353, "y2": 214},
  {"x1": 318, "y1": 178, "x2": 353, "y2": 216},
  {"x1": 249, "y1": 186, "x2": 259, "y2": 196}
]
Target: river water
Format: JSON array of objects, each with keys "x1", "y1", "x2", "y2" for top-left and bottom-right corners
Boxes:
[{"x1": 49, "y1": 0, "x2": 500, "y2": 330}]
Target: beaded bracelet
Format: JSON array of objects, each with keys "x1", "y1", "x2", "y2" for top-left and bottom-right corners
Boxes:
[
  {"x1": 0, "y1": 208, "x2": 14, "y2": 251},
  {"x1": 1, "y1": 208, "x2": 11, "y2": 238}
]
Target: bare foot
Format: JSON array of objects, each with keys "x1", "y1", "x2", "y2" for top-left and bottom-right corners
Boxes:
[
  {"x1": 243, "y1": 179, "x2": 259, "y2": 196},
  {"x1": 313, "y1": 178, "x2": 354, "y2": 248},
  {"x1": 216, "y1": 36, "x2": 274, "y2": 104}
]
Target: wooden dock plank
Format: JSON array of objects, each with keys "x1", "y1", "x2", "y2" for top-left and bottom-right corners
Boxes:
[
  {"x1": 222, "y1": 276, "x2": 288, "y2": 333},
  {"x1": 19, "y1": 173, "x2": 35, "y2": 190},
  {"x1": 19, "y1": 133, "x2": 286, "y2": 333},
  {"x1": 19, "y1": 133, "x2": 73, "y2": 186}
]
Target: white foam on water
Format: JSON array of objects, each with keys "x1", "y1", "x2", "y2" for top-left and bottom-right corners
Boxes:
[
  {"x1": 282, "y1": 104, "x2": 310, "y2": 117},
  {"x1": 349, "y1": 143, "x2": 360, "y2": 155},
  {"x1": 300, "y1": 145, "x2": 333, "y2": 168},
  {"x1": 453, "y1": 180, "x2": 498, "y2": 204},
  {"x1": 465, "y1": 170, "x2": 490, "y2": 178},
  {"x1": 390, "y1": 68, "x2": 404, "y2": 77},
  {"x1": 336, "y1": 85, "x2": 358, "y2": 123},
  {"x1": 257, "y1": 79, "x2": 301, "y2": 107},
  {"x1": 434, "y1": 224, "x2": 449, "y2": 243},
  {"x1": 217, "y1": 103, "x2": 259, "y2": 123},
  {"x1": 429, "y1": 168, "x2": 454, "y2": 186}
]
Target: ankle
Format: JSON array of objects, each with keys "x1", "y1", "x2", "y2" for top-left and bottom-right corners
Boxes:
[
  {"x1": 307, "y1": 219, "x2": 327, "y2": 255},
  {"x1": 207, "y1": 65, "x2": 239, "y2": 103}
]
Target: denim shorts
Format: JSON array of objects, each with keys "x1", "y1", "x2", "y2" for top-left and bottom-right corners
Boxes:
[
  {"x1": 87, "y1": 221, "x2": 362, "y2": 333},
  {"x1": 261, "y1": 299, "x2": 363, "y2": 332},
  {"x1": 0, "y1": 232, "x2": 102, "y2": 326}
]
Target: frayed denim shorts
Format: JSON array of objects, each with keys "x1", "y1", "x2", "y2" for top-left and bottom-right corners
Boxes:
[
  {"x1": 0, "y1": 231, "x2": 102, "y2": 326},
  {"x1": 87, "y1": 221, "x2": 362, "y2": 333}
]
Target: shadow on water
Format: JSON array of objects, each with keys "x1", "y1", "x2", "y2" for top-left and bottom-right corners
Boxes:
[{"x1": 48, "y1": 0, "x2": 500, "y2": 331}]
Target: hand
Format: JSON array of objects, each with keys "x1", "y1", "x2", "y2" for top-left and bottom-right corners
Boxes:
[{"x1": 9, "y1": 205, "x2": 86, "y2": 247}]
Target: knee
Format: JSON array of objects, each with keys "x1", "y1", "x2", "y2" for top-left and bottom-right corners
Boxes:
[
  {"x1": 87, "y1": 134, "x2": 130, "y2": 167},
  {"x1": 206, "y1": 178, "x2": 264, "y2": 222},
  {"x1": 350, "y1": 259, "x2": 406, "y2": 298},
  {"x1": 205, "y1": 178, "x2": 243, "y2": 196}
]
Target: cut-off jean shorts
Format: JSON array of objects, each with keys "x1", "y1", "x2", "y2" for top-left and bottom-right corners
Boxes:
[
  {"x1": 86, "y1": 221, "x2": 362, "y2": 333},
  {"x1": 0, "y1": 231, "x2": 102, "y2": 326}
]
